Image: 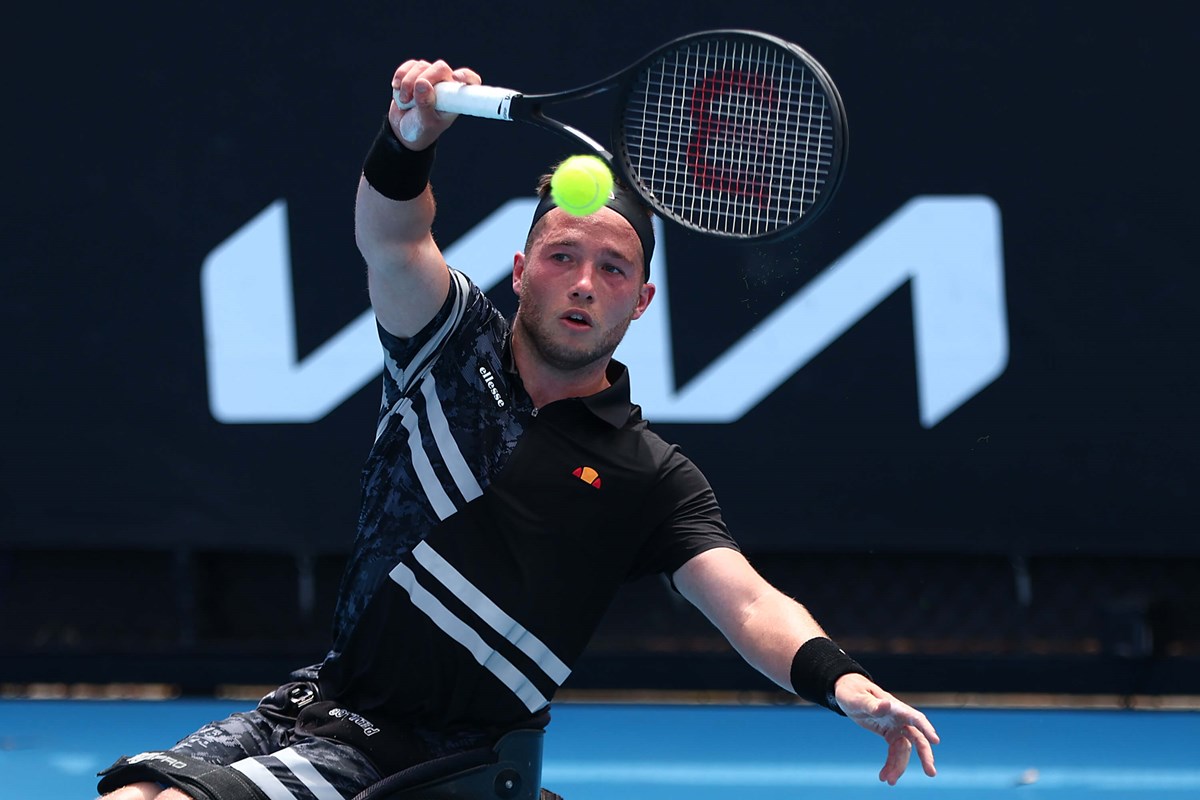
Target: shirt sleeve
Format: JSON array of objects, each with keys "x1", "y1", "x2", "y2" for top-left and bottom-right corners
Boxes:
[
  {"x1": 627, "y1": 446, "x2": 739, "y2": 580},
  {"x1": 376, "y1": 269, "x2": 479, "y2": 414}
]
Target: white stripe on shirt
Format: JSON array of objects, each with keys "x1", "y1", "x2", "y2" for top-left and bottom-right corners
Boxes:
[
  {"x1": 413, "y1": 541, "x2": 570, "y2": 684},
  {"x1": 421, "y1": 374, "x2": 484, "y2": 504},
  {"x1": 376, "y1": 270, "x2": 471, "y2": 443},
  {"x1": 400, "y1": 395, "x2": 457, "y2": 520},
  {"x1": 389, "y1": 560, "x2": 549, "y2": 712}
]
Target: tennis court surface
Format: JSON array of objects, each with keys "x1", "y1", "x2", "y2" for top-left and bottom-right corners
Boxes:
[{"x1": 5, "y1": 698, "x2": 1199, "y2": 798}]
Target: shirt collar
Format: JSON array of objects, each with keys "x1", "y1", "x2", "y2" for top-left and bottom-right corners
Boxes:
[
  {"x1": 502, "y1": 332, "x2": 633, "y2": 428},
  {"x1": 583, "y1": 359, "x2": 635, "y2": 428}
]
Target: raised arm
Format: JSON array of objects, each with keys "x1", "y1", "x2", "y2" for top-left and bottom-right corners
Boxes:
[
  {"x1": 673, "y1": 547, "x2": 940, "y2": 785},
  {"x1": 355, "y1": 59, "x2": 481, "y2": 337}
]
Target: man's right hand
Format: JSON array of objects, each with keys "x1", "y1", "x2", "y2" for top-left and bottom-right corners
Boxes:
[{"x1": 389, "y1": 59, "x2": 482, "y2": 151}]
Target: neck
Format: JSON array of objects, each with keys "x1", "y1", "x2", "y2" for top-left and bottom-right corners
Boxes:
[{"x1": 510, "y1": 328, "x2": 611, "y2": 408}]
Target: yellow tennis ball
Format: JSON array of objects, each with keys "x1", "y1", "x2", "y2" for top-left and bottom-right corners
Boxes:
[{"x1": 550, "y1": 155, "x2": 614, "y2": 216}]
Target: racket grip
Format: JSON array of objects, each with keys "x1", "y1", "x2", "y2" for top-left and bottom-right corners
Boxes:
[{"x1": 392, "y1": 82, "x2": 519, "y2": 121}]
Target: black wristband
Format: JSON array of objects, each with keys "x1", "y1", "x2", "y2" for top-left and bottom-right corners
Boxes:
[
  {"x1": 789, "y1": 637, "x2": 871, "y2": 715},
  {"x1": 362, "y1": 116, "x2": 435, "y2": 201}
]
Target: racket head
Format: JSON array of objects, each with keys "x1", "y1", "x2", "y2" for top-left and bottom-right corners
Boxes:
[{"x1": 612, "y1": 30, "x2": 848, "y2": 242}]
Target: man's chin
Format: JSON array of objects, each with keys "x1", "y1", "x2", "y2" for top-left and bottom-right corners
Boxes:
[
  {"x1": 544, "y1": 348, "x2": 607, "y2": 373},
  {"x1": 516, "y1": 313, "x2": 627, "y2": 373},
  {"x1": 534, "y1": 337, "x2": 611, "y2": 373}
]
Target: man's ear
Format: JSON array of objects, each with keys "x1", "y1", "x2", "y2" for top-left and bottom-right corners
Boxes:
[
  {"x1": 631, "y1": 282, "x2": 656, "y2": 320},
  {"x1": 512, "y1": 252, "x2": 525, "y2": 297}
]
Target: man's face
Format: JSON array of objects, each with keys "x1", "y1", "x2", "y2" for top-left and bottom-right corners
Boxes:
[{"x1": 512, "y1": 207, "x2": 655, "y2": 373}]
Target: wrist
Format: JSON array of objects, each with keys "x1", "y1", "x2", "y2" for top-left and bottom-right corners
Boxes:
[
  {"x1": 789, "y1": 637, "x2": 871, "y2": 715},
  {"x1": 362, "y1": 116, "x2": 436, "y2": 201}
]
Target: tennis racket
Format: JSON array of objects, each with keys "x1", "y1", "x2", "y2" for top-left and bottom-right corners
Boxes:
[{"x1": 395, "y1": 30, "x2": 847, "y2": 242}]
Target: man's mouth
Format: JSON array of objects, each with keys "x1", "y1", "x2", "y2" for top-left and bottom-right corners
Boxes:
[{"x1": 561, "y1": 311, "x2": 592, "y2": 328}]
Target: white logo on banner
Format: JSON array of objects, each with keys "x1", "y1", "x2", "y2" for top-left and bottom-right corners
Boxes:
[{"x1": 201, "y1": 196, "x2": 1007, "y2": 427}]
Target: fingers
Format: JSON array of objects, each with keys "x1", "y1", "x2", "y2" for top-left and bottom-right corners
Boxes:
[
  {"x1": 911, "y1": 709, "x2": 940, "y2": 746},
  {"x1": 451, "y1": 66, "x2": 482, "y2": 87},
  {"x1": 913, "y1": 724, "x2": 939, "y2": 777},
  {"x1": 391, "y1": 60, "x2": 480, "y2": 107},
  {"x1": 852, "y1": 688, "x2": 941, "y2": 748},
  {"x1": 895, "y1": 702, "x2": 940, "y2": 749},
  {"x1": 877, "y1": 723, "x2": 937, "y2": 785},
  {"x1": 386, "y1": 59, "x2": 480, "y2": 147},
  {"x1": 840, "y1": 682, "x2": 939, "y2": 784},
  {"x1": 878, "y1": 732, "x2": 912, "y2": 786},
  {"x1": 392, "y1": 59, "x2": 437, "y2": 107}
]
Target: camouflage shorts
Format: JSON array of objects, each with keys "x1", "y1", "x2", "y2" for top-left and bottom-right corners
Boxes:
[{"x1": 99, "y1": 671, "x2": 499, "y2": 799}]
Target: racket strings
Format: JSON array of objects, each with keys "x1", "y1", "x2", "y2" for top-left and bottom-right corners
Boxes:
[{"x1": 622, "y1": 37, "x2": 839, "y2": 237}]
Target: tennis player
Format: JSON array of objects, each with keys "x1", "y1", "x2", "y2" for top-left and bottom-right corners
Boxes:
[{"x1": 97, "y1": 58, "x2": 939, "y2": 800}]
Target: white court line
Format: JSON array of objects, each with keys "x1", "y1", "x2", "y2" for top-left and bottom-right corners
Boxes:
[{"x1": 544, "y1": 761, "x2": 1200, "y2": 790}]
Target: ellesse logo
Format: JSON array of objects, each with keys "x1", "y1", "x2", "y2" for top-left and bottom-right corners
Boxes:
[{"x1": 572, "y1": 466, "x2": 601, "y2": 488}]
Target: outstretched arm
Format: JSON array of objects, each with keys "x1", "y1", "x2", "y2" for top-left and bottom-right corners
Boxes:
[
  {"x1": 355, "y1": 59, "x2": 481, "y2": 338},
  {"x1": 673, "y1": 547, "x2": 939, "y2": 785}
]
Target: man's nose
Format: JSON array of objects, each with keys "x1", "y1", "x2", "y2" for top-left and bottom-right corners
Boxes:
[{"x1": 570, "y1": 266, "x2": 595, "y2": 299}]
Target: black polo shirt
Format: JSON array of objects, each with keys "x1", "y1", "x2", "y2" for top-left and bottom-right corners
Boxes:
[{"x1": 320, "y1": 269, "x2": 737, "y2": 730}]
